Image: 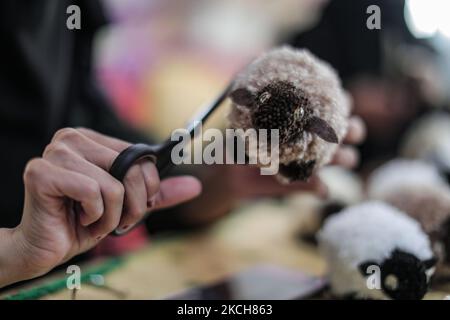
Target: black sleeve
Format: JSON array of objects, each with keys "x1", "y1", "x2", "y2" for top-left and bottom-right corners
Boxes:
[{"x1": 80, "y1": 78, "x2": 156, "y2": 144}]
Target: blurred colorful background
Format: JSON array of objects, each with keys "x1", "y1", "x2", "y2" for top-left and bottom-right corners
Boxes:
[
  {"x1": 4, "y1": 0, "x2": 450, "y2": 300},
  {"x1": 93, "y1": 0, "x2": 450, "y2": 174},
  {"x1": 93, "y1": 0, "x2": 327, "y2": 139}
]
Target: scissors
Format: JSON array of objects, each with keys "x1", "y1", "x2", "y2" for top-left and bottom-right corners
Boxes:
[{"x1": 109, "y1": 85, "x2": 232, "y2": 235}]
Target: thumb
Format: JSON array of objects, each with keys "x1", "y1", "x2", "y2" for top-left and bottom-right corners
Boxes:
[{"x1": 152, "y1": 176, "x2": 202, "y2": 210}]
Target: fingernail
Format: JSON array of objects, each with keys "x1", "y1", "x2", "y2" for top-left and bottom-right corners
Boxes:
[{"x1": 115, "y1": 225, "x2": 131, "y2": 235}]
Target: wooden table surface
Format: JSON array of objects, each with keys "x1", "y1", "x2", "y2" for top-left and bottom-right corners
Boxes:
[{"x1": 2, "y1": 196, "x2": 450, "y2": 300}]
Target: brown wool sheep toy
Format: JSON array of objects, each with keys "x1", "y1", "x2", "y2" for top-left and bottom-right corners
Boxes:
[
  {"x1": 227, "y1": 46, "x2": 351, "y2": 183},
  {"x1": 368, "y1": 159, "x2": 450, "y2": 280}
]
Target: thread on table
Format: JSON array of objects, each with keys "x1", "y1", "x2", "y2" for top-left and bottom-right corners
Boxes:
[{"x1": 2, "y1": 257, "x2": 124, "y2": 300}]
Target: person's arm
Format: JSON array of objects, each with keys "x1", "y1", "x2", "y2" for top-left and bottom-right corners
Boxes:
[{"x1": 0, "y1": 228, "x2": 25, "y2": 287}]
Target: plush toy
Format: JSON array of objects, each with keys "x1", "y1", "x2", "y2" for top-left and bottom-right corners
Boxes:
[
  {"x1": 368, "y1": 159, "x2": 450, "y2": 280},
  {"x1": 318, "y1": 201, "x2": 436, "y2": 300},
  {"x1": 228, "y1": 46, "x2": 351, "y2": 183}
]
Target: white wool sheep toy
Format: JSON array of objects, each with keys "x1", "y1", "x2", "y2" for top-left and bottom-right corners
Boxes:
[
  {"x1": 318, "y1": 201, "x2": 436, "y2": 300},
  {"x1": 228, "y1": 46, "x2": 351, "y2": 183},
  {"x1": 367, "y1": 159, "x2": 450, "y2": 279}
]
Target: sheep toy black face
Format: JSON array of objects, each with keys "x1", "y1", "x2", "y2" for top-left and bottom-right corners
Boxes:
[
  {"x1": 231, "y1": 81, "x2": 339, "y2": 180},
  {"x1": 318, "y1": 201, "x2": 436, "y2": 300},
  {"x1": 228, "y1": 46, "x2": 350, "y2": 183},
  {"x1": 230, "y1": 81, "x2": 338, "y2": 145},
  {"x1": 359, "y1": 250, "x2": 436, "y2": 300}
]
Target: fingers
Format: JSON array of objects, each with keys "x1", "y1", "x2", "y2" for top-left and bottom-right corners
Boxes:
[
  {"x1": 46, "y1": 128, "x2": 159, "y2": 236},
  {"x1": 43, "y1": 146, "x2": 125, "y2": 234},
  {"x1": 50, "y1": 128, "x2": 120, "y2": 171},
  {"x1": 331, "y1": 145, "x2": 359, "y2": 169},
  {"x1": 140, "y1": 161, "x2": 161, "y2": 197},
  {"x1": 74, "y1": 130, "x2": 162, "y2": 231},
  {"x1": 115, "y1": 164, "x2": 155, "y2": 234},
  {"x1": 152, "y1": 176, "x2": 202, "y2": 210},
  {"x1": 330, "y1": 116, "x2": 365, "y2": 169},
  {"x1": 75, "y1": 127, "x2": 130, "y2": 152},
  {"x1": 344, "y1": 116, "x2": 366, "y2": 145},
  {"x1": 24, "y1": 159, "x2": 104, "y2": 224}
]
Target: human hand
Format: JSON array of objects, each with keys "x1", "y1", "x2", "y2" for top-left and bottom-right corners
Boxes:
[{"x1": 0, "y1": 128, "x2": 201, "y2": 286}]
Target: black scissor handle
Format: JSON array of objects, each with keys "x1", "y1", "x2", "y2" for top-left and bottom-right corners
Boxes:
[
  {"x1": 109, "y1": 143, "x2": 159, "y2": 181},
  {"x1": 108, "y1": 142, "x2": 175, "y2": 236},
  {"x1": 108, "y1": 143, "x2": 159, "y2": 236}
]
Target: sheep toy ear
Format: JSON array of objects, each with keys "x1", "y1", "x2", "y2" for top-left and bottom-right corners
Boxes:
[
  {"x1": 305, "y1": 116, "x2": 339, "y2": 143},
  {"x1": 230, "y1": 88, "x2": 255, "y2": 108},
  {"x1": 423, "y1": 257, "x2": 438, "y2": 269},
  {"x1": 358, "y1": 261, "x2": 379, "y2": 276}
]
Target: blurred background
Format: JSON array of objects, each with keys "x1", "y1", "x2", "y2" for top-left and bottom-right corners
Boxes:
[
  {"x1": 3, "y1": 0, "x2": 450, "y2": 300},
  {"x1": 94, "y1": 0, "x2": 450, "y2": 174},
  {"x1": 93, "y1": 0, "x2": 327, "y2": 139}
]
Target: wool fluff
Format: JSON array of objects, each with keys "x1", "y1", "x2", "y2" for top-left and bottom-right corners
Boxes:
[
  {"x1": 318, "y1": 201, "x2": 434, "y2": 299},
  {"x1": 227, "y1": 46, "x2": 351, "y2": 183}
]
